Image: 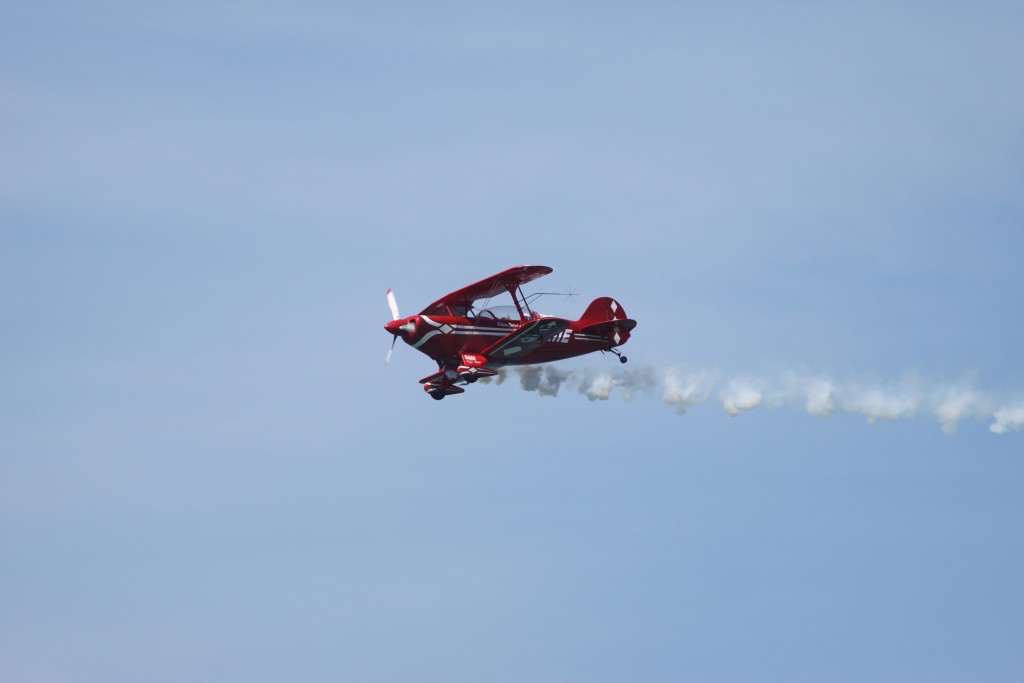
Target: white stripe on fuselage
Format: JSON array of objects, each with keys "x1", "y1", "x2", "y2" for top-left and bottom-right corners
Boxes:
[
  {"x1": 414, "y1": 319, "x2": 592, "y2": 348},
  {"x1": 412, "y1": 330, "x2": 442, "y2": 348}
]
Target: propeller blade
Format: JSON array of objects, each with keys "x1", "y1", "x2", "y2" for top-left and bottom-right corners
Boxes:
[
  {"x1": 385, "y1": 335, "x2": 397, "y2": 366},
  {"x1": 386, "y1": 289, "x2": 400, "y2": 321}
]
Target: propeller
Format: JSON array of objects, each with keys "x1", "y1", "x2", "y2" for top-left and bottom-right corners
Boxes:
[
  {"x1": 385, "y1": 289, "x2": 399, "y2": 365},
  {"x1": 386, "y1": 336, "x2": 397, "y2": 365},
  {"x1": 387, "y1": 288, "x2": 400, "y2": 322}
]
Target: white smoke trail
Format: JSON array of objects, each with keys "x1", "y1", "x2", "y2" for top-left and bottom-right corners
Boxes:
[
  {"x1": 935, "y1": 390, "x2": 982, "y2": 435},
  {"x1": 488, "y1": 364, "x2": 1023, "y2": 435},
  {"x1": 721, "y1": 379, "x2": 763, "y2": 417},
  {"x1": 584, "y1": 373, "x2": 615, "y2": 401},
  {"x1": 788, "y1": 375, "x2": 836, "y2": 417},
  {"x1": 662, "y1": 370, "x2": 714, "y2": 415},
  {"x1": 991, "y1": 405, "x2": 1024, "y2": 434},
  {"x1": 516, "y1": 366, "x2": 572, "y2": 397}
]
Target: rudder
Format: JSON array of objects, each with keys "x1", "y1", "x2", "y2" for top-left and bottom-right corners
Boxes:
[{"x1": 578, "y1": 297, "x2": 629, "y2": 325}]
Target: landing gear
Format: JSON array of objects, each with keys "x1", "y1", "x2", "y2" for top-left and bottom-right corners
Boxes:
[
  {"x1": 429, "y1": 390, "x2": 445, "y2": 400},
  {"x1": 464, "y1": 376, "x2": 478, "y2": 384},
  {"x1": 609, "y1": 348, "x2": 628, "y2": 364}
]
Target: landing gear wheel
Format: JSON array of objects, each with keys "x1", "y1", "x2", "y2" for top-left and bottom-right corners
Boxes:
[
  {"x1": 465, "y1": 376, "x2": 478, "y2": 384},
  {"x1": 608, "y1": 348, "x2": 627, "y2": 364},
  {"x1": 429, "y1": 390, "x2": 445, "y2": 400}
]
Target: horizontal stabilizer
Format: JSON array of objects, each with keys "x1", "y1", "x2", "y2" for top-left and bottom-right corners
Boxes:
[
  {"x1": 579, "y1": 319, "x2": 637, "y2": 336},
  {"x1": 579, "y1": 318, "x2": 637, "y2": 346}
]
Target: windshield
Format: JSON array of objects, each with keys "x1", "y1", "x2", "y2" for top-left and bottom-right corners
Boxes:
[{"x1": 478, "y1": 305, "x2": 519, "y2": 321}]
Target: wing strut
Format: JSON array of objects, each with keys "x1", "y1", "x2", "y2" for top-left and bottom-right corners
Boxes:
[{"x1": 508, "y1": 283, "x2": 533, "y2": 321}]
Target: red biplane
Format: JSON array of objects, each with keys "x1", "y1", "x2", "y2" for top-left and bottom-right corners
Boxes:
[{"x1": 384, "y1": 265, "x2": 637, "y2": 400}]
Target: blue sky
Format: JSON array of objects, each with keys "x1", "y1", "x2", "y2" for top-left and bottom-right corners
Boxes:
[{"x1": 3, "y1": 2, "x2": 1024, "y2": 681}]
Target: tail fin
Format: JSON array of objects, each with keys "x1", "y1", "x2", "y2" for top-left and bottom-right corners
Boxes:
[{"x1": 578, "y1": 297, "x2": 629, "y2": 325}]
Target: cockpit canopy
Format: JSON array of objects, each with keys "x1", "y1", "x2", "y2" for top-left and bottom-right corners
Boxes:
[{"x1": 470, "y1": 305, "x2": 544, "y2": 322}]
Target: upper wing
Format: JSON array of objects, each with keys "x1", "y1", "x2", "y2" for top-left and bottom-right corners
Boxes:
[
  {"x1": 419, "y1": 265, "x2": 553, "y2": 316},
  {"x1": 480, "y1": 317, "x2": 570, "y2": 362}
]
